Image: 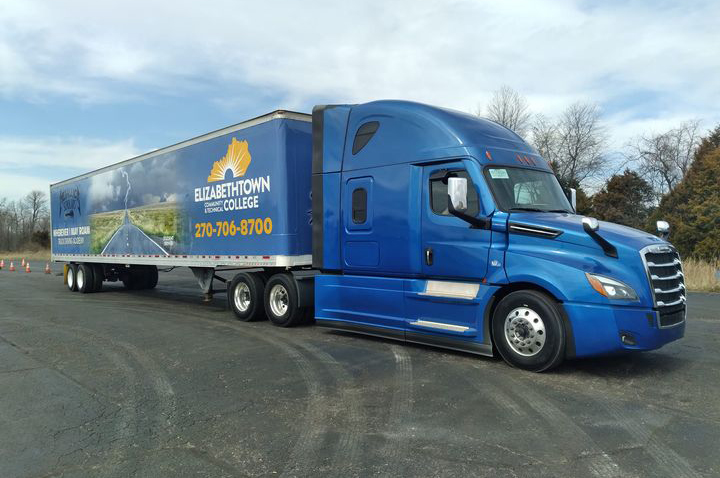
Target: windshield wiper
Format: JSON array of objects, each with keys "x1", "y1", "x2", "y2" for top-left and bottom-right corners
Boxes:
[
  {"x1": 546, "y1": 209, "x2": 571, "y2": 213},
  {"x1": 509, "y1": 207, "x2": 545, "y2": 212}
]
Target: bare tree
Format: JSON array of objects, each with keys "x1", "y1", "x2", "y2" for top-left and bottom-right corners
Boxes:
[
  {"x1": 24, "y1": 190, "x2": 48, "y2": 234},
  {"x1": 530, "y1": 102, "x2": 607, "y2": 187},
  {"x1": 628, "y1": 120, "x2": 701, "y2": 198},
  {"x1": 530, "y1": 113, "x2": 560, "y2": 164},
  {"x1": 0, "y1": 191, "x2": 51, "y2": 252},
  {"x1": 479, "y1": 85, "x2": 532, "y2": 137}
]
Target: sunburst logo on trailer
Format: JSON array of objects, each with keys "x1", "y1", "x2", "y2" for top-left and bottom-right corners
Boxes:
[
  {"x1": 194, "y1": 138, "x2": 270, "y2": 214},
  {"x1": 207, "y1": 138, "x2": 252, "y2": 182}
]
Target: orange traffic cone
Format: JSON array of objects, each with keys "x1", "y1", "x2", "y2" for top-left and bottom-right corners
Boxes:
[
  {"x1": 9, "y1": 261, "x2": 15, "y2": 272},
  {"x1": 0, "y1": 259, "x2": 4, "y2": 270},
  {"x1": 45, "y1": 263, "x2": 52, "y2": 274},
  {"x1": 25, "y1": 262, "x2": 31, "y2": 273},
  {"x1": 21, "y1": 258, "x2": 25, "y2": 267}
]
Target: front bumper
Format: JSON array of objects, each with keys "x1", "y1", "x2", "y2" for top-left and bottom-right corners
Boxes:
[{"x1": 564, "y1": 301, "x2": 685, "y2": 358}]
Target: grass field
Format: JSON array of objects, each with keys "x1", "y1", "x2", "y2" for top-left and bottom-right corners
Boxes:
[
  {"x1": 0, "y1": 249, "x2": 51, "y2": 262},
  {"x1": 684, "y1": 258, "x2": 720, "y2": 293},
  {"x1": 89, "y1": 210, "x2": 125, "y2": 253},
  {"x1": 128, "y1": 202, "x2": 185, "y2": 242}
]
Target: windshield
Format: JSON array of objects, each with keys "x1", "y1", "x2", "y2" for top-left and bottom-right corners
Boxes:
[{"x1": 483, "y1": 166, "x2": 572, "y2": 213}]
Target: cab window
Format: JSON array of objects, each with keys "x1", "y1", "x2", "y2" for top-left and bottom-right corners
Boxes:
[{"x1": 429, "y1": 170, "x2": 479, "y2": 216}]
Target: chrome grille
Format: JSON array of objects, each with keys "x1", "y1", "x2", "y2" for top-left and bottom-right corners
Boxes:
[{"x1": 641, "y1": 245, "x2": 686, "y2": 327}]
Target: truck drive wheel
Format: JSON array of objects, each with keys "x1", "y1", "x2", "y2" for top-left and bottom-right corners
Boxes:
[
  {"x1": 67, "y1": 264, "x2": 78, "y2": 292},
  {"x1": 492, "y1": 290, "x2": 566, "y2": 372},
  {"x1": 228, "y1": 272, "x2": 265, "y2": 321},
  {"x1": 264, "y1": 273, "x2": 307, "y2": 327},
  {"x1": 77, "y1": 263, "x2": 95, "y2": 293}
]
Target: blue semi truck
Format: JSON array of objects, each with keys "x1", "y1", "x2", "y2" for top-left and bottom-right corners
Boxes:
[{"x1": 50, "y1": 100, "x2": 686, "y2": 371}]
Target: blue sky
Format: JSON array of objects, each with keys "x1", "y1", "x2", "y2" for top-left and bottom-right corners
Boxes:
[{"x1": 1, "y1": 0, "x2": 719, "y2": 199}]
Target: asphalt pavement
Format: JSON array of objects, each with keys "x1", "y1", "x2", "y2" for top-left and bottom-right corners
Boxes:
[
  {"x1": 101, "y1": 211, "x2": 167, "y2": 255},
  {"x1": 1, "y1": 263, "x2": 719, "y2": 477}
]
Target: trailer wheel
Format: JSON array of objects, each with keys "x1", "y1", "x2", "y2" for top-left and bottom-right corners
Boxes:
[
  {"x1": 67, "y1": 264, "x2": 78, "y2": 292},
  {"x1": 122, "y1": 268, "x2": 138, "y2": 290},
  {"x1": 91, "y1": 264, "x2": 104, "y2": 292},
  {"x1": 264, "y1": 273, "x2": 306, "y2": 327},
  {"x1": 228, "y1": 272, "x2": 265, "y2": 321},
  {"x1": 146, "y1": 266, "x2": 158, "y2": 289},
  {"x1": 492, "y1": 290, "x2": 566, "y2": 372},
  {"x1": 77, "y1": 263, "x2": 95, "y2": 293}
]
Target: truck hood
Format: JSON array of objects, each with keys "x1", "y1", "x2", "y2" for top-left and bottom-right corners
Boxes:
[{"x1": 508, "y1": 212, "x2": 668, "y2": 253}]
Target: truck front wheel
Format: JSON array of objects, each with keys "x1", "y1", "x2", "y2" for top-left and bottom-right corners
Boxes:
[
  {"x1": 492, "y1": 290, "x2": 566, "y2": 372},
  {"x1": 228, "y1": 272, "x2": 265, "y2": 321},
  {"x1": 264, "y1": 273, "x2": 306, "y2": 327}
]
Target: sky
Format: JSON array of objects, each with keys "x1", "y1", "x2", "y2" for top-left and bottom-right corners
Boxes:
[{"x1": 1, "y1": 0, "x2": 719, "y2": 200}]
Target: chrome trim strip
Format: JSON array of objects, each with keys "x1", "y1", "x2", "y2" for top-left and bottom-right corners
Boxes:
[
  {"x1": 508, "y1": 223, "x2": 562, "y2": 238},
  {"x1": 409, "y1": 320, "x2": 470, "y2": 332},
  {"x1": 51, "y1": 253, "x2": 312, "y2": 268},
  {"x1": 417, "y1": 280, "x2": 480, "y2": 300},
  {"x1": 647, "y1": 259, "x2": 681, "y2": 267},
  {"x1": 654, "y1": 284, "x2": 685, "y2": 294},
  {"x1": 657, "y1": 296, "x2": 686, "y2": 307},
  {"x1": 651, "y1": 271, "x2": 684, "y2": 281}
]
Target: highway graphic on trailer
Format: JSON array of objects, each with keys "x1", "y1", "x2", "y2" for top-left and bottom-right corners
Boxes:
[{"x1": 101, "y1": 210, "x2": 168, "y2": 255}]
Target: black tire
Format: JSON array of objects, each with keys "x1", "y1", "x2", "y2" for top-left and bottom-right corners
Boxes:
[
  {"x1": 77, "y1": 263, "x2": 95, "y2": 293},
  {"x1": 67, "y1": 264, "x2": 78, "y2": 292},
  {"x1": 146, "y1": 266, "x2": 158, "y2": 289},
  {"x1": 122, "y1": 266, "x2": 149, "y2": 290},
  {"x1": 228, "y1": 272, "x2": 265, "y2": 321},
  {"x1": 264, "y1": 273, "x2": 306, "y2": 327},
  {"x1": 492, "y1": 290, "x2": 566, "y2": 372},
  {"x1": 91, "y1": 264, "x2": 104, "y2": 292}
]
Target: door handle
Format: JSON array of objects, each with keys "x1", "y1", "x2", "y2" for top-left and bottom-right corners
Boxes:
[{"x1": 425, "y1": 247, "x2": 433, "y2": 266}]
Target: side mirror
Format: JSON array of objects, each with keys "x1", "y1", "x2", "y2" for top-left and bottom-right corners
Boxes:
[
  {"x1": 447, "y1": 177, "x2": 468, "y2": 213},
  {"x1": 564, "y1": 187, "x2": 577, "y2": 212},
  {"x1": 582, "y1": 216, "x2": 599, "y2": 232},
  {"x1": 656, "y1": 220, "x2": 670, "y2": 240}
]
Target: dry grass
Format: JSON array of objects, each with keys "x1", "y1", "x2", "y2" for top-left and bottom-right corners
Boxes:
[
  {"x1": 0, "y1": 249, "x2": 51, "y2": 262},
  {"x1": 683, "y1": 258, "x2": 720, "y2": 293}
]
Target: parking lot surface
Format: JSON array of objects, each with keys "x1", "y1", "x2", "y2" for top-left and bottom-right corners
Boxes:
[{"x1": 1, "y1": 264, "x2": 719, "y2": 477}]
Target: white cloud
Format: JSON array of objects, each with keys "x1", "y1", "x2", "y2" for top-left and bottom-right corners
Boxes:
[
  {"x1": 0, "y1": 0, "x2": 718, "y2": 166},
  {"x1": 0, "y1": 136, "x2": 139, "y2": 170},
  {"x1": 0, "y1": 136, "x2": 141, "y2": 200}
]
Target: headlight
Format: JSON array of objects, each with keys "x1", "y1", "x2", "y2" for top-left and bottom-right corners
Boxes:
[{"x1": 585, "y1": 273, "x2": 638, "y2": 300}]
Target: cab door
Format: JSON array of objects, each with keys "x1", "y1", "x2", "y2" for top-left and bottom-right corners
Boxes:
[
  {"x1": 421, "y1": 160, "x2": 490, "y2": 280},
  {"x1": 405, "y1": 159, "x2": 492, "y2": 338}
]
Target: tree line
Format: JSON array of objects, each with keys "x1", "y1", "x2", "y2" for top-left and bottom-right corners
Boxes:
[
  {"x1": 0, "y1": 191, "x2": 50, "y2": 251},
  {"x1": 478, "y1": 86, "x2": 719, "y2": 260}
]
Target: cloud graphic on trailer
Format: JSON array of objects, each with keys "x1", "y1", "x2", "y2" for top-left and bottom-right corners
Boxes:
[{"x1": 88, "y1": 155, "x2": 188, "y2": 211}]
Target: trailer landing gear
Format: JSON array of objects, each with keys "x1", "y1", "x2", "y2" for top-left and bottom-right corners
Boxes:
[{"x1": 190, "y1": 267, "x2": 227, "y2": 303}]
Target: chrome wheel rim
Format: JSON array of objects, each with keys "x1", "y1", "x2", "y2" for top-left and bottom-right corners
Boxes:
[
  {"x1": 504, "y1": 306, "x2": 546, "y2": 357},
  {"x1": 234, "y1": 282, "x2": 251, "y2": 312},
  {"x1": 68, "y1": 268, "x2": 75, "y2": 289},
  {"x1": 269, "y1": 284, "x2": 289, "y2": 317},
  {"x1": 77, "y1": 268, "x2": 84, "y2": 290}
]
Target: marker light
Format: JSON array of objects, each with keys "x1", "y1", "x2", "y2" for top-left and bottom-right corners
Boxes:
[{"x1": 585, "y1": 273, "x2": 638, "y2": 300}]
